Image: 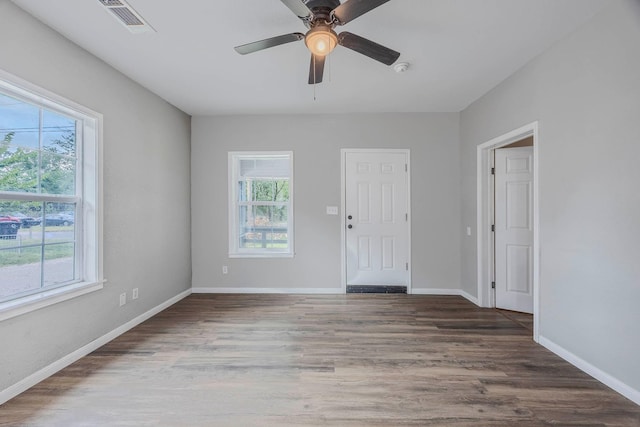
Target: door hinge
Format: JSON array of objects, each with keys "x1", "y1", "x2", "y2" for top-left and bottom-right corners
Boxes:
[
  {"x1": 405, "y1": 213, "x2": 408, "y2": 221},
  {"x1": 491, "y1": 281, "x2": 496, "y2": 289},
  {"x1": 491, "y1": 167, "x2": 495, "y2": 175},
  {"x1": 491, "y1": 224, "x2": 495, "y2": 232},
  {"x1": 405, "y1": 164, "x2": 408, "y2": 172},
  {"x1": 406, "y1": 262, "x2": 409, "y2": 271}
]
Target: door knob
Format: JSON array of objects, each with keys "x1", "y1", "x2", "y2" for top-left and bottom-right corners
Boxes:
[{"x1": 348, "y1": 224, "x2": 353, "y2": 229}]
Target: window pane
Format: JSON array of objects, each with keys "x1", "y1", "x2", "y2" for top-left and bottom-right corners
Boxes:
[
  {"x1": 42, "y1": 202, "x2": 76, "y2": 288},
  {"x1": 0, "y1": 99, "x2": 77, "y2": 195},
  {"x1": 0, "y1": 245, "x2": 43, "y2": 301},
  {"x1": 0, "y1": 93, "x2": 39, "y2": 150},
  {"x1": 43, "y1": 243, "x2": 75, "y2": 287},
  {"x1": 250, "y1": 180, "x2": 290, "y2": 202},
  {"x1": 0, "y1": 145, "x2": 39, "y2": 193},
  {"x1": 0, "y1": 199, "x2": 44, "y2": 234},
  {"x1": 42, "y1": 110, "x2": 76, "y2": 157},
  {"x1": 1, "y1": 199, "x2": 45, "y2": 296},
  {"x1": 41, "y1": 151, "x2": 76, "y2": 195},
  {"x1": 239, "y1": 157, "x2": 290, "y2": 178},
  {"x1": 44, "y1": 202, "x2": 76, "y2": 229},
  {"x1": 238, "y1": 205, "x2": 289, "y2": 249},
  {"x1": 0, "y1": 200, "x2": 78, "y2": 300}
]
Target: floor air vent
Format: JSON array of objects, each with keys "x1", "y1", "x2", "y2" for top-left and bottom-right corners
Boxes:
[
  {"x1": 98, "y1": 0, "x2": 154, "y2": 33},
  {"x1": 346, "y1": 285, "x2": 407, "y2": 294}
]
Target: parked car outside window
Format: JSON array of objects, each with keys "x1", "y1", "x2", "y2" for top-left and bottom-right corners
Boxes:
[
  {"x1": 0, "y1": 215, "x2": 21, "y2": 239},
  {"x1": 10, "y1": 212, "x2": 42, "y2": 228},
  {"x1": 44, "y1": 214, "x2": 74, "y2": 226}
]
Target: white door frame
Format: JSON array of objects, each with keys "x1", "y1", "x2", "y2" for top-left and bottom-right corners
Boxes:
[
  {"x1": 341, "y1": 148, "x2": 412, "y2": 294},
  {"x1": 476, "y1": 122, "x2": 539, "y2": 341}
]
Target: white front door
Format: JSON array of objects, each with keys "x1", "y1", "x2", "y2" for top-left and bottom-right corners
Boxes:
[
  {"x1": 344, "y1": 150, "x2": 409, "y2": 288},
  {"x1": 494, "y1": 146, "x2": 534, "y2": 313}
]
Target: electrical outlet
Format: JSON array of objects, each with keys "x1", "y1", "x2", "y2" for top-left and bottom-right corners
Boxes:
[
  {"x1": 119, "y1": 293, "x2": 126, "y2": 306},
  {"x1": 132, "y1": 288, "x2": 139, "y2": 300},
  {"x1": 222, "y1": 265, "x2": 228, "y2": 275}
]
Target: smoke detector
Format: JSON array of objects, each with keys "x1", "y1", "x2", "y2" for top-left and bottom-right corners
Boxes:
[{"x1": 394, "y1": 62, "x2": 410, "y2": 73}]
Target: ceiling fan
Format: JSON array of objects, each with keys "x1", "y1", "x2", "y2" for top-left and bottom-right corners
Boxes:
[{"x1": 234, "y1": 0, "x2": 400, "y2": 84}]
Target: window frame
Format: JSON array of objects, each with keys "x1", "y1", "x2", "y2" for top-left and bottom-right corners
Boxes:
[
  {"x1": 228, "y1": 151, "x2": 294, "y2": 258},
  {"x1": 0, "y1": 69, "x2": 103, "y2": 321}
]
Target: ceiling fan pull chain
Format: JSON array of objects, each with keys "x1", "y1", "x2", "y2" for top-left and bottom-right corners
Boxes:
[{"x1": 313, "y1": 55, "x2": 317, "y2": 101}]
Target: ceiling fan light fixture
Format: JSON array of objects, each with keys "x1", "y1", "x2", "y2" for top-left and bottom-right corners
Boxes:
[{"x1": 305, "y1": 26, "x2": 338, "y2": 56}]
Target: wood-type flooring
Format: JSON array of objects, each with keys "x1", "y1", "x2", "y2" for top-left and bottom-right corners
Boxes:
[{"x1": 1, "y1": 294, "x2": 639, "y2": 426}]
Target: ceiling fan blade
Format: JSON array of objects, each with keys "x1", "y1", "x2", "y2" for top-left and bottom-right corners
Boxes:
[
  {"x1": 338, "y1": 31, "x2": 400, "y2": 65},
  {"x1": 332, "y1": 0, "x2": 392, "y2": 25},
  {"x1": 308, "y1": 54, "x2": 326, "y2": 84},
  {"x1": 234, "y1": 33, "x2": 305, "y2": 55},
  {"x1": 280, "y1": 0, "x2": 313, "y2": 19}
]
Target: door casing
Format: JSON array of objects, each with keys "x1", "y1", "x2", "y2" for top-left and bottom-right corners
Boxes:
[
  {"x1": 341, "y1": 149, "x2": 412, "y2": 294},
  {"x1": 476, "y1": 122, "x2": 539, "y2": 341}
]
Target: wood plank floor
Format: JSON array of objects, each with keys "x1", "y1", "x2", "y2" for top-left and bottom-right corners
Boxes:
[{"x1": 1, "y1": 294, "x2": 639, "y2": 426}]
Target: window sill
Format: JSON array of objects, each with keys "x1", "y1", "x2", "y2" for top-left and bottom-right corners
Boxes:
[
  {"x1": 228, "y1": 253, "x2": 294, "y2": 259},
  {"x1": 0, "y1": 280, "x2": 105, "y2": 322}
]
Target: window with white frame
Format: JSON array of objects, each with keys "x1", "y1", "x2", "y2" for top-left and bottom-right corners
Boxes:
[
  {"x1": 228, "y1": 152, "x2": 293, "y2": 257},
  {"x1": 0, "y1": 73, "x2": 102, "y2": 317}
]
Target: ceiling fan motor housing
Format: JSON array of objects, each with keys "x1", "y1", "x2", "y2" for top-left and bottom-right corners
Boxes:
[
  {"x1": 304, "y1": 0, "x2": 341, "y2": 13},
  {"x1": 304, "y1": 0, "x2": 341, "y2": 27}
]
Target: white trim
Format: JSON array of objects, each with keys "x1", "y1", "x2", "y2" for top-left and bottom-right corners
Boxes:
[
  {"x1": 192, "y1": 287, "x2": 477, "y2": 302},
  {"x1": 340, "y1": 149, "x2": 412, "y2": 294},
  {"x1": 0, "y1": 280, "x2": 105, "y2": 322},
  {"x1": 476, "y1": 122, "x2": 539, "y2": 341},
  {"x1": 192, "y1": 287, "x2": 343, "y2": 294},
  {"x1": 227, "y1": 151, "x2": 294, "y2": 258},
  {"x1": 0, "y1": 289, "x2": 191, "y2": 405},
  {"x1": 539, "y1": 336, "x2": 640, "y2": 406},
  {"x1": 411, "y1": 288, "x2": 479, "y2": 305},
  {"x1": 0, "y1": 68, "x2": 103, "y2": 121}
]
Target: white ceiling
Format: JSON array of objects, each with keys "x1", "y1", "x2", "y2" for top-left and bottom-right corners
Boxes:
[{"x1": 12, "y1": 0, "x2": 608, "y2": 116}]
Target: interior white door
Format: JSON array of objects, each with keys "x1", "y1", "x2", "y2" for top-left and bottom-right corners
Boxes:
[
  {"x1": 345, "y1": 151, "x2": 409, "y2": 287},
  {"x1": 494, "y1": 146, "x2": 534, "y2": 313}
]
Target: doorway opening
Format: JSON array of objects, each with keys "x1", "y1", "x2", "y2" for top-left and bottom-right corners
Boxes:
[{"x1": 476, "y1": 122, "x2": 539, "y2": 341}]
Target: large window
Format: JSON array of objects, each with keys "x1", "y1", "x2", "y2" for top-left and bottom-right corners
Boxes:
[
  {"x1": 0, "y1": 72, "x2": 102, "y2": 319},
  {"x1": 228, "y1": 152, "x2": 293, "y2": 257}
]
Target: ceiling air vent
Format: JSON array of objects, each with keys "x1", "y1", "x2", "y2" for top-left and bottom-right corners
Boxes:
[{"x1": 97, "y1": 0, "x2": 155, "y2": 34}]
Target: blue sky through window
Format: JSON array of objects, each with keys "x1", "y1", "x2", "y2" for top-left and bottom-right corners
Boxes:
[{"x1": 0, "y1": 93, "x2": 75, "y2": 153}]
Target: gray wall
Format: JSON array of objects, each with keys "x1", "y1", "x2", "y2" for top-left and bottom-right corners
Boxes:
[
  {"x1": 0, "y1": 2, "x2": 191, "y2": 391},
  {"x1": 460, "y1": 0, "x2": 640, "y2": 391},
  {"x1": 191, "y1": 113, "x2": 461, "y2": 293}
]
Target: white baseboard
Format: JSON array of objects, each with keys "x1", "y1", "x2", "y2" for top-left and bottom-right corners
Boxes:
[
  {"x1": 0, "y1": 289, "x2": 192, "y2": 405},
  {"x1": 539, "y1": 336, "x2": 640, "y2": 406},
  {"x1": 459, "y1": 290, "x2": 479, "y2": 305},
  {"x1": 412, "y1": 288, "x2": 480, "y2": 305},
  {"x1": 192, "y1": 287, "x2": 343, "y2": 294},
  {"x1": 192, "y1": 286, "x2": 481, "y2": 305},
  {"x1": 191, "y1": 286, "x2": 478, "y2": 305}
]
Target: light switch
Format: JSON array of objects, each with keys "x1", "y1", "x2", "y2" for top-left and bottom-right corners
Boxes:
[
  {"x1": 326, "y1": 206, "x2": 339, "y2": 215},
  {"x1": 466, "y1": 226, "x2": 472, "y2": 236}
]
